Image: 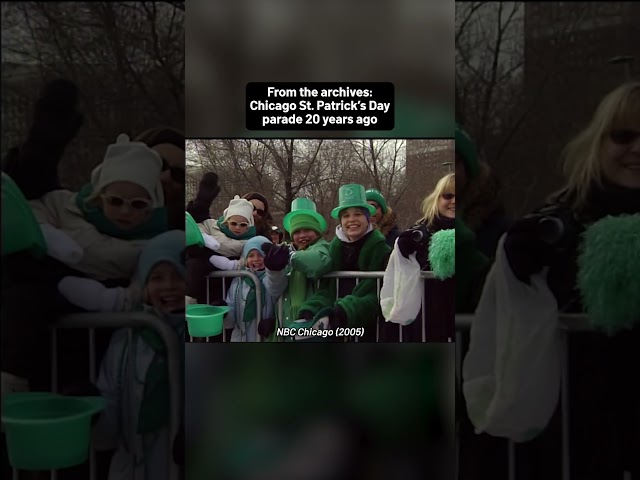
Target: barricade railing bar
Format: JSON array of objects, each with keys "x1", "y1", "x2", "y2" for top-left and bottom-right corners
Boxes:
[
  {"x1": 17, "y1": 313, "x2": 183, "y2": 480},
  {"x1": 197, "y1": 270, "x2": 438, "y2": 342},
  {"x1": 454, "y1": 313, "x2": 609, "y2": 480}
]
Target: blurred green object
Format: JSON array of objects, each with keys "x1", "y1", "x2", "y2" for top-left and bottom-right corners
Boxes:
[
  {"x1": 1, "y1": 172, "x2": 46, "y2": 257},
  {"x1": 186, "y1": 304, "x2": 230, "y2": 337},
  {"x1": 186, "y1": 211, "x2": 204, "y2": 247},
  {"x1": 1, "y1": 392, "x2": 105, "y2": 471}
]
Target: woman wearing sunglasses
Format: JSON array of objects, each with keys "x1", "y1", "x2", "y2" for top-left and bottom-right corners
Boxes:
[
  {"x1": 463, "y1": 82, "x2": 640, "y2": 480},
  {"x1": 381, "y1": 173, "x2": 456, "y2": 343}
]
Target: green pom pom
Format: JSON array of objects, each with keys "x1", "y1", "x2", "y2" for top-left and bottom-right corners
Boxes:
[
  {"x1": 577, "y1": 214, "x2": 640, "y2": 335},
  {"x1": 429, "y1": 228, "x2": 455, "y2": 280}
]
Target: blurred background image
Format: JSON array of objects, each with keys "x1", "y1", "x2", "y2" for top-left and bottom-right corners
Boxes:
[
  {"x1": 185, "y1": 344, "x2": 455, "y2": 480},
  {"x1": 186, "y1": 0, "x2": 454, "y2": 137}
]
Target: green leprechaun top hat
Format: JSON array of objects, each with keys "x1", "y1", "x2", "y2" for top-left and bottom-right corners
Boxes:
[
  {"x1": 283, "y1": 198, "x2": 327, "y2": 235},
  {"x1": 455, "y1": 123, "x2": 480, "y2": 179},
  {"x1": 331, "y1": 184, "x2": 377, "y2": 219},
  {"x1": 365, "y1": 189, "x2": 388, "y2": 214}
]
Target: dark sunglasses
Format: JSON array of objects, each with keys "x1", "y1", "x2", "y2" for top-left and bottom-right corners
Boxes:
[
  {"x1": 441, "y1": 193, "x2": 455, "y2": 200},
  {"x1": 609, "y1": 129, "x2": 640, "y2": 145},
  {"x1": 253, "y1": 205, "x2": 265, "y2": 217},
  {"x1": 161, "y1": 158, "x2": 185, "y2": 183},
  {"x1": 101, "y1": 194, "x2": 152, "y2": 210},
  {"x1": 228, "y1": 221, "x2": 249, "y2": 228}
]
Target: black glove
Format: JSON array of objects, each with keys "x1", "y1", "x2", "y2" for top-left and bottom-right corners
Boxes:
[
  {"x1": 263, "y1": 243, "x2": 289, "y2": 271},
  {"x1": 328, "y1": 306, "x2": 348, "y2": 330},
  {"x1": 29, "y1": 79, "x2": 84, "y2": 147},
  {"x1": 187, "y1": 172, "x2": 220, "y2": 223},
  {"x1": 397, "y1": 229, "x2": 423, "y2": 259},
  {"x1": 504, "y1": 216, "x2": 560, "y2": 284},
  {"x1": 299, "y1": 310, "x2": 315, "y2": 321},
  {"x1": 258, "y1": 317, "x2": 277, "y2": 337}
]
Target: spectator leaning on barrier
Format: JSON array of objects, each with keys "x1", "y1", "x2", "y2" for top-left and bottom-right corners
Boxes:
[
  {"x1": 366, "y1": 188, "x2": 400, "y2": 248},
  {"x1": 382, "y1": 173, "x2": 456, "y2": 342},
  {"x1": 94, "y1": 230, "x2": 185, "y2": 480},
  {"x1": 297, "y1": 184, "x2": 391, "y2": 341},
  {"x1": 257, "y1": 198, "x2": 333, "y2": 341},
  {"x1": 463, "y1": 81, "x2": 640, "y2": 480},
  {"x1": 222, "y1": 236, "x2": 276, "y2": 342}
]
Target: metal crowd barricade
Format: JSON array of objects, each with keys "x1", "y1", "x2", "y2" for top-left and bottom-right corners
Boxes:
[
  {"x1": 272, "y1": 270, "x2": 436, "y2": 342},
  {"x1": 454, "y1": 313, "x2": 609, "y2": 480},
  {"x1": 197, "y1": 270, "x2": 263, "y2": 343},
  {"x1": 11, "y1": 313, "x2": 182, "y2": 480}
]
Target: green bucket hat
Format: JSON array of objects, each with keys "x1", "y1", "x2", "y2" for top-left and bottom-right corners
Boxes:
[
  {"x1": 365, "y1": 189, "x2": 388, "y2": 214},
  {"x1": 455, "y1": 124, "x2": 480, "y2": 179},
  {"x1": 331, "y1": 184, "x2": 377, "y2": 219},
  {"x1": 185, "y1": 211, "x2": 204, "y2": 247},
  {"x1": 1, "y1": 173, "x2": 46, "y2": 257},
  {"x1": 283, "y1": 198, "x2": 327, "y2": 235}
]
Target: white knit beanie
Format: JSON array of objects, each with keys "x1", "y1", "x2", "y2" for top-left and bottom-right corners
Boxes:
[
  {"x1": 90, "y1": 133, "x2": 164, "y2": 207},
  {"x1": 222, "y1": 195, "x2": 254, "y2": 225}
]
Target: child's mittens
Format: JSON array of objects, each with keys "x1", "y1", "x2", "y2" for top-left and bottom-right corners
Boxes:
[
  {"x1": 40, "y1": 223, "x2": 84, "y2": 265},
  {"x1": 202, "y1": 233, "x2": 220, "y2": 251},
  {"x1": 209, "y1": 255, "x2": 238, "y2": 271},
  {"x1": 58, "y1": 277, "x2": 125, "y2": 312},
  {"x1": 263, "y1": 243, "x2": 290, "y2": 271}
]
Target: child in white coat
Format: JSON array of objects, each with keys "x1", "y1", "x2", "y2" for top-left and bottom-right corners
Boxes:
[
  {"x1": 93, "y1": 230, "x2": 185, "y2": 480},
  {"x1": 224, "y1": 236, "x2": 275, "y2": 342}
]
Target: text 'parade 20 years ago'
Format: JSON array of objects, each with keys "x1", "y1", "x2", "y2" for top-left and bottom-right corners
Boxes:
[{"x1": 246, "y1": 82, "x2": 394, "y2": 130}]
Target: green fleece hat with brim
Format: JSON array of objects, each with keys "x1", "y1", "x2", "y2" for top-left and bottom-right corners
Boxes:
[
  {"x1": 331, "y1": 184, "x2": 376, "y2": 219},
  {"x1": 455, "y1": 124, "x2": 480, "y2": 179},
  {"x1": 283, "y1": 197, "x2": 327, "y2": 234},
  {"x1": 365, "y1": 189, "x2": 388, "y2": 214}
]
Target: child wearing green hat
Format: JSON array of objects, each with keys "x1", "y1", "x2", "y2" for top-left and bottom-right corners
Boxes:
[
  {"x1": 93, "y1": 230, "x2": 185, "y2": 480},
  {"x1": 365, "y1": 188, "x2": 400, "y2": 248},
  {"x1": 256, "y1": 198, "x2": 333, "y2": 340},
  {"x1": 223, "y1": 236, "x2": 276, "y2": 342},
  {"x1": 296, "y1": 184, "x2": 391, "y2": 341}
]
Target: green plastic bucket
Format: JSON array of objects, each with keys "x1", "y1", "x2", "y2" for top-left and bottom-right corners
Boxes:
[
  {"x1": 1, "y1": 173, "x2": 46, "y2": 257},
  {"x1": 1, "y1": 392, "x2": 106, "y2": 471},
  {"x1": 186, "y1": 304, "x2": 230, "y2": 337},
  {"x1": 186, "y1": 212, "x2": 204, "y2": 247}
]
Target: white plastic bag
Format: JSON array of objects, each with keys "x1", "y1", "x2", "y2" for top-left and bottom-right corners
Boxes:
[
  {"x1": 380, "y1": 241, "x2": 423, "y2": 326},
  {"x1": 462, "y1": 235, "x2": 562, "y2": 442}
]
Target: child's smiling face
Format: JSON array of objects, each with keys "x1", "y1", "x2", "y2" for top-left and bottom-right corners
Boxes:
[
  {"x1": 246, "y1": 249, "x2": 264, "y2": 271},
  {"x1": 145, "y1": 262, "x2": 185, "y2": 313}
]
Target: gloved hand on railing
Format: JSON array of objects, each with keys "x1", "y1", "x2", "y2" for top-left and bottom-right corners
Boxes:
[
  {"x1": 262, "y1": 243, "x2": 290, "y2": 271},
  {"x1": 202, "y1": 233, "x2": 221, "y2": 252},
  {"x1": 258, "y1": 317, "x2": 277, "y2": 337},
  {"x1": 397, "y1": 228, "x2": 425, "y2": 259},
  {"x1": 58, "y1": 277, "x2": 125, "y2": 312},
  {"x1": 209, "y1": 255, "x2": 238, "y2": 271},
  {"x1": 504, "y1": 216, "x2": 559, "y2": 285}
]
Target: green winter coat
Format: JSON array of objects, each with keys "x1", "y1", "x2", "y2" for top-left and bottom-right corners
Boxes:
[
  {"x1": 264, "y1": 238, "x2": 333, "y2": 337},
  {"x1": 300, "y1": 230, "x2": 391, "y2": 328}
]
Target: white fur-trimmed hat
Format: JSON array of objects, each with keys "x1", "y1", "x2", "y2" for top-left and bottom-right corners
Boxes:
[
  {"x1": 90, "y1": 133, "x2": 164, "y2": 207},
  {"x1": 222, "y1": 195, "x2": 254, "y2": 225}
]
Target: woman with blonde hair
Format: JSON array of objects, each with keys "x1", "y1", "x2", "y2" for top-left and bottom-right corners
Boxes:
[
  {"x1": 382, "y1": 173, "x2": 456, "y2": 342},
  {"x1": 464, "y1": 81, "x2": 640, "y2": 479}
]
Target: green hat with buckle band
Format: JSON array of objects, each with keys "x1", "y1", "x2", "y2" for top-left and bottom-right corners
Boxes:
[
  {"x1": 331, "y1": 184, "x2": 377, "y2": 219},
  {"x1": 365, "y1": 189, "x2": 388, "y2": 214},
  {"x1": 283, "y1": 197, "x2": 327, "y2": 235}
]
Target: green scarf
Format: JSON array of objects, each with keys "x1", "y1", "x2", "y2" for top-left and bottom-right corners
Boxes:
[
  {"x1": 75, "y1": 183, "x2": 168, "y2": 240},
  {"x1": 135, "y1": 313, "x2": 184, "y2": 434},
  {"x1": 216, "y1": 217, "x2": 256, "y2": 240},
  {"x1": 242, "y1": 270, "x2": 267, "y2": 324}
]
